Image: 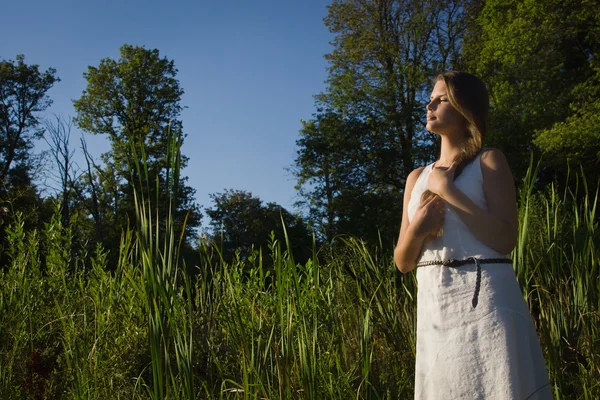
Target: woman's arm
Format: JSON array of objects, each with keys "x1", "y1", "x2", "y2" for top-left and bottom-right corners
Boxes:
[
  {"x1": 394, "y1": 167, "x2": 446, "y2": 273},
  {"x1": 429, "y1": 149, "x2": 518, "y2": 255}
]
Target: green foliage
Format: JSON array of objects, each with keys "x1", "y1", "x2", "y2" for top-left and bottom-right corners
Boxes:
[
  {"x1": 0, "y1": 54, "x2": 59, "y2": 188},
  {"x1": 0, "y1": 55, "x2": 59, "y2": 245},
  {"x1": 462, "y1": 0, "x2": 600, "y2": 180},
  {"x1": 205, "y1": 189, "x2": 313, "y2": 264},
  {"x1": 295, "y1": 112, "x2": 401, "y2": 244},
  {"x1": 296, "y1": 0, "x2": 472, "y2": 245},
  {"x1": 73, "y1": 45, "x2": 183, "y2": 168},
  {"x1": 3, "y1": 4, "x2": 600, "y2": 397},
  {"x1": 1, "y1": 163, "x2": 598, "y2": 398},
  {"x1": 126, "y1": 124, "x2": 197, "y2": 399},
  {"x1": 533, "y1": 63, "x2": 600, "y2": 178},
  {"x1": 515, "y1": 163, "x2": 599, "y2": 398},
  {"x1": 73, "y1": 44, "x2": 201, "y2": 247},
  {"x1": 0, "y1": 210, "x2": 147, "y2": 398}
]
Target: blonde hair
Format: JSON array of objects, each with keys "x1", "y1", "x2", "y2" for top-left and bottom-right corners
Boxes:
[{"x1": 421, "y1": 71, "x2": 489, "y2": 238}]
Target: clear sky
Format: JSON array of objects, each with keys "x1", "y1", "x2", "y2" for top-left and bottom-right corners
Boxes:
[{"x1": 1, "y1": 0, "x2": 333, "y2": 228}]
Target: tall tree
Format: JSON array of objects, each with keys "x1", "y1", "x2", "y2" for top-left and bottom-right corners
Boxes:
[
  {"x1": 73, "y1": 45, "x2": 201, "y2": 245},
  {"x1": 295, "y1": 111, "x2": 394, "y2": 243},
  {"x1": 295, "y1": 0, "x2": 471, "y2": 245},
  {"x1": 462, "y1": 0, "x2": 600, "y2": 182},
  {"x1": 0, "y1": 55, "x2": 58, "y2": 188},
  {"x1": 295, "y1": 113, "x2": 342, "y2": 243},
  {"x1": 0, "y1": 55, "x2": 59, "y2": 236}
]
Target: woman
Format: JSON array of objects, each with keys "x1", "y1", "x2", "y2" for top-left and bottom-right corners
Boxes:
[{"x1": 394, "y1": 71, "x2": 552, "y2": 399}]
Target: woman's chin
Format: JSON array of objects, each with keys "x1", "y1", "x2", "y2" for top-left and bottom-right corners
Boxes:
[{"x1": 426, "y1": 123, "x2": 440, "y2": 134}]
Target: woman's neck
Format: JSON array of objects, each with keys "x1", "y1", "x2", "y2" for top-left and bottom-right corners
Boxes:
[{"x1": 437, "y1": 135, "x2": 466, "y2": 166}]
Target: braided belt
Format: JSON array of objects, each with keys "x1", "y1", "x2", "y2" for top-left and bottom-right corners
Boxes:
[{"x1": 416, "y1": 257, "x2": 512, "y2": 308}]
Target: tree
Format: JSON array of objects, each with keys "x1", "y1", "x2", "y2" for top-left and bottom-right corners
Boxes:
[
  {"x1": 76, "y1": 134, "x2": 104, "y2": 242},
  {"x1": 205, "y1": 190, "x2": 313, "y2": 264},
  {"x1": 43, "y1": 115, "x2": 76, "y2": 228},
  {"x1": 295, "y1": 0, "x2": 471, "y2": 245},
  {"x1": 0, "y1": 55, "x2": 59, "y2": 188},
  {"x1": 295, "y1": 114, "x2": 341, "y2": 243},
  {"x1": 462, "y1": 0, "x2": 600, "y2": 182},
  {"x1": 533, "y1": 70, "x2": 600, "y2": 174},
  {"x1": 295, "y1": 111, "x2": 400, "y2": 244},
  {"x1": 73, "y1": 45, "x2": 201, "y2": 245},
  {"x1": 0, "y1": 55, "x2": 59, "y2": 242},
  {"x1": 66, "y1": 142, "x2": 125, "y2": 261}
]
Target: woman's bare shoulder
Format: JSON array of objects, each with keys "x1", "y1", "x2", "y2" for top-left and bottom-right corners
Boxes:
[
  {"x1": 480, "y1": 148, "x2": 510, "y2": 171},
  {"x1": 480, "y1": 148, "x2": 517, "y2": 206},
  {"x1": 406, "y1": 166, "x2": 426, "y2": 186},
  {"x1": 403, "y1": 166, "x2": 427, "y2": 207}
]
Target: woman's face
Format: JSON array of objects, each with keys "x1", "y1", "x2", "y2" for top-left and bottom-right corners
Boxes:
[{"x1": 426, "y1": 80, "x2": 467, "y2": 136}]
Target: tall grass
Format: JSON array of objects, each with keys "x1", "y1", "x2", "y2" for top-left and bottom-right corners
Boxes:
[
  {"x1": 124, "y1": 128, "x2": 196, "y2": 399},
  {"x1": 516, "y1": 164, "x2": 599, "y2": 398},
  {"x1": 0, "y1": 157, "x2": 598, "y2": 398}
]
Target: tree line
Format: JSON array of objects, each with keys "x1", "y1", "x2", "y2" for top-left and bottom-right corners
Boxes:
[
  {"x1": 294, "y1": 0, "x2": 599, "y2": 246},
  {"x1": 1, "y1": 0, "x2": 599, "y2": 266},
  {"x1": 0, "y1": 46, "x2": 313, "y2": 267}
]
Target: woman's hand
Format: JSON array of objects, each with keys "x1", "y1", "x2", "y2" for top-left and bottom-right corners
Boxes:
[
  {"x1": 427, "y1": 149, "x2": 518, "y2": 255},
  {"x1": 427, "y1": 162, "x2": 457, "y2": 197},
  {"x1": 410, "y1": 194, "x2": 446, "y2": 239}
]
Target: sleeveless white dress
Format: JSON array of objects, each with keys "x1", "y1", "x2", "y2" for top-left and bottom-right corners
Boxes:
[{"x1": 407, "y1": 151, "x2": 552, "y2": 399}]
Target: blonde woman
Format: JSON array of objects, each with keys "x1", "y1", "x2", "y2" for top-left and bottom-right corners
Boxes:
[{"x1": 395, "y1": 71, "x2": 552, "y2": 399}]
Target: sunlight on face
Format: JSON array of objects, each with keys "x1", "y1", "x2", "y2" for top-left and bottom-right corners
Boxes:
[{"x1": 426, "y1": 80, "x2": 466, "y2": 136}]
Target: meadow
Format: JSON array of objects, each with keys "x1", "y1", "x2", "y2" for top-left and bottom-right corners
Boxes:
[{"x1": 0, "y1": 164, "x2": 598, "y2": 399}]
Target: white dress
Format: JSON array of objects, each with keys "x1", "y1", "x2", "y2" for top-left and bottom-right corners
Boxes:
[{"x1": 407, "y1": 152, "x2": 552, "y2": 400}]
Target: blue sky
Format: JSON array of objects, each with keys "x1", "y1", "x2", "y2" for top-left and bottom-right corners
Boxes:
[{"x1": 1, "y1": 0, "x2": 333, "y2": 227}]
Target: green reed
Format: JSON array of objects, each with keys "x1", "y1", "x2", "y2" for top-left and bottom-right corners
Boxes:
[
  {"x1": 124, "y1": 126, "x2": 196, "y2": 399},
  {"x1": 514, "y1": 163, "x2": 599, "y2": 398},
  {"x1": 0, "y1": 155, "x2": 598, "y2": 399}
]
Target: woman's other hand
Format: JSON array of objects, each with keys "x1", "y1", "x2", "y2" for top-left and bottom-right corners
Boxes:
[{"x1": 410, "y1": 194, "x2": 446, "y2": 239}]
